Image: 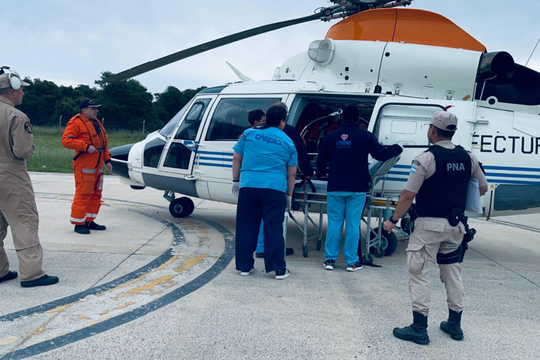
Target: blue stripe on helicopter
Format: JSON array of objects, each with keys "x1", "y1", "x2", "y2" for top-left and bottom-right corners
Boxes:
[
  {"x1": 198, "y1": 151, "x2": 233, "y2": 157},
  {"x1": 483, "y1": 165, "x2": 540, "y2": 172},
  {"x1": 383, "y1": 176, "x2": 539, "y2": 186},
  {"x1": 484, "y1": 172, "x2": 540, "y2": 179},
  {"x1": 198, "y1": 162, "x2": 233, "y2": 168},
  {"x1": 486, "y1": 179, "x2": 540, "y2": 185},
  {"x1": 199, "y1": 156, "x2": 226, "y2": 162}
]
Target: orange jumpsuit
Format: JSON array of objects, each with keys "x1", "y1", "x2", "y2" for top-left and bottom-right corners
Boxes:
[{"x1": 61, "y1": 114, "x2": 111, "y2": 225}]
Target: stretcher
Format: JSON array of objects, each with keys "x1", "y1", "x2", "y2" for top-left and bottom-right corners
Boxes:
[{"x1": 288, "y1": 155, "x2": 410, "y2": 261}]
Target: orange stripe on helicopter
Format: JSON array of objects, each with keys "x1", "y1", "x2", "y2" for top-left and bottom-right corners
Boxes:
[{"x1": 325, "y1": 8, "x2": 486, "y2": 53}]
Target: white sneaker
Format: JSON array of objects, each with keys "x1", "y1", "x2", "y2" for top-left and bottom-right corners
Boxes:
[
  {"x1": 346, "y1": 261, "x2": 363, "y2": 272},
  {"x1": 324, "y1": 260, "x2": 335, "y2": 270},
  {"x1": 240, "y1": 266, "x2": 255, "y2": 276},
  {"x1": 275, "y1": 268, "x2": 290, "y2": 280}
]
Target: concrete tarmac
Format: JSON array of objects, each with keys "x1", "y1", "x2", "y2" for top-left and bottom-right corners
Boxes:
[{"x1": 0, "y1": 173, "x2": 539, "y2": 360}]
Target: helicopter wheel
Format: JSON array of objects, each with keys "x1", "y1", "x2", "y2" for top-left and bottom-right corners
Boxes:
[
  {"x1": 169, "y1": 197, "x2": 194, "y2": 218},
  {"x1": 369, "y1": 227, "x2": 398, "y2": 257}
]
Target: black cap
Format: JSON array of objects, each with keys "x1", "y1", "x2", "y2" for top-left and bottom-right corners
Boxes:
[{"x1": 80, "y1": 99, "x2": 101, "y2": 109}]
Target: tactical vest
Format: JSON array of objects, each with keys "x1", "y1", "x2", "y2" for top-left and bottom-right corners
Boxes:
[{"x1": 415, "y1": 145, "x2": 471, "y2": 218}]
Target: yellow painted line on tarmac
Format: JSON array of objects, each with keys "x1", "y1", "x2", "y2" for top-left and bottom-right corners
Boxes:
[{"x1": 0, "y1": 216, "x2": 224, "y2": 357}]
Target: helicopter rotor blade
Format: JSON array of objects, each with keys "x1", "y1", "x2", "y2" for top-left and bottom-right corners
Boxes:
[{"x1": 105, "y1": 7, "x2": 341, "y2": 82}]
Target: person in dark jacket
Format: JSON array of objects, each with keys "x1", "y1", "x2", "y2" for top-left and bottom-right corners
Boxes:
[{"x1": 317, "y1": 106, "x2": 402, "y2": 272}]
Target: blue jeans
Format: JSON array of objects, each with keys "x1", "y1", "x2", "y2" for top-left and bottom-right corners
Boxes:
[{"x1": 324, "y1": 191, "x2": 367, "y2": 265}]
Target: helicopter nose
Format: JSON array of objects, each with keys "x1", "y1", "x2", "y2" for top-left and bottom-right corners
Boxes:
[{"x1": 109, "y1": 143, "x2": 134, "y2": 179}]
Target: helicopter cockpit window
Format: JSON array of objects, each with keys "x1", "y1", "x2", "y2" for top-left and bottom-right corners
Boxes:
[
  {"x1": 158, "y1": 98, "x2": 193, "y2": 138},
  {"x1": 143, "y1": 137, "x2": 167, "y2": 168},
  {"x1": 163, "y1": 143, "x2": 192, "y2": 170},
  {"x1": 205, "y1": 98, "x2": 280, "y2": 141},
  {"x1": 174, "y1": 98, "x2": 211, "y2": 140}
]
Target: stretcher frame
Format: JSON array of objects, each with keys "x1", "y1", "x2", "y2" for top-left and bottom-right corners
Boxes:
[{"x1": 288, "y1": 155, "x2": 408, "y2": 260}]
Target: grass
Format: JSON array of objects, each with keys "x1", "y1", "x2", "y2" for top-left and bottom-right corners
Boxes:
[{"x1": 27, "y1": 126, "x2": 146, "y2": 173}]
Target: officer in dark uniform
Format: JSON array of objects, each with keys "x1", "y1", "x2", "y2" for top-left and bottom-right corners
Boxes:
[{"x1": 383, "y1": 111, "x2": 488, "y2": 344}]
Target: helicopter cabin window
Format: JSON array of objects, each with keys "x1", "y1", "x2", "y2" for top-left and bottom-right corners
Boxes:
[
  {"x1": 373, "y1": 104, "x2": 442, "y2": 146},
  {"x1": 143, "y1": 138, "x2": 167, "y2": 168},
  {"x1": 205, "y1": 98, "x2": 280, "y2": 141},
  {"x1": 174, "y1": 98, "x2": 211, "y2": 140}
]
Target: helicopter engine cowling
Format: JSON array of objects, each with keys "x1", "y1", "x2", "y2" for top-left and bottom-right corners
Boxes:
[{"x1": 476, "y1": 51, "x2": 515, "y2": 82}]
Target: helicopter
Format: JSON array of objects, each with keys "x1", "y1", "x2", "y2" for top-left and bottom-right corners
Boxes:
[{"x1": 106, "y1": 0, "x2": 540, "y2": 223}]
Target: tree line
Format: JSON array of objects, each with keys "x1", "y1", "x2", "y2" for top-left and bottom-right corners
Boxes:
[{"x1": 17, "y1": 71, "x2": 206, "y2": 132}]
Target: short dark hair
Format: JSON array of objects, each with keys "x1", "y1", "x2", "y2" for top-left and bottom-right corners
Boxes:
[
  {"x1": 342, "y1": 106, "x2": 359, "y2": 123},
  {"x1": 432, "y1": 124, "x2": 455, "y2": 139},
  {"x1": 272, "y1": 101, "x2": 288, "y2": 112},
  {"x1": 265, "y1": 105, "x2": 287, "y2": 127},
  {"x1": 248, "y1": 109, "x2": 265, "y2": 126}
]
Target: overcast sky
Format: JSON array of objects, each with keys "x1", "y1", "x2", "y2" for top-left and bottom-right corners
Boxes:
[{"x1": 3, "y1": 0, "x2": 540, "y2": 95}]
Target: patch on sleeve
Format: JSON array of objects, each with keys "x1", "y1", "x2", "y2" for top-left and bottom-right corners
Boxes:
[
  {"x1": 24, "y1": 122, "x2": 33, "y2": 134},
  {"x1": 410, "y1": 159, "x2": 421, "y2": 174}
]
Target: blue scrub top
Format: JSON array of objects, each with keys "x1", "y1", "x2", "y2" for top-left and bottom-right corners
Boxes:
[{"x1": 233, "y1": 127, "x2": 298, "y2": 193}]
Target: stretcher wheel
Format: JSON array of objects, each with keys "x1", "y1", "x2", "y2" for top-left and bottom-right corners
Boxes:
[
  {"x1": 369, "y1": 227, "x2": 398, "y2": 257},
  {"x1": 362, "y1": 253, "x2": 373, "y2": 265},
  {"x1": 302, "y1": 244, "x2": 308, "y2": 257},
  {"x1": 169, "y1": 197, "x2": 194, "y2": 218},
  {"x1": 316, "y1": 239, "x2": 322, "y2": 251}
]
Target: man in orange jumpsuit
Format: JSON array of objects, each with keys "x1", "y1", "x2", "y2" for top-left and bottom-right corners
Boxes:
[{"x1": 62, "y1": 99, "x2": 113, "y2": 235}]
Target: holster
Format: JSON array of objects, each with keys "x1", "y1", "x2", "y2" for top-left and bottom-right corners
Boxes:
[
  {"x1": 437, "y1": 215, "x2": 476, "y2": 264},
  {"x1": 446, "y1": 207, "x2": 464, "y2": 227}
]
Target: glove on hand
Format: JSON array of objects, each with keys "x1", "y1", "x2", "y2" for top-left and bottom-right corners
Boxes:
[
  {"x1": 286, "y1": 195, "x2": 292, "y2": 211},
  {"x1": 232, "y1": 182, "x2": 239, "y2": 197}
]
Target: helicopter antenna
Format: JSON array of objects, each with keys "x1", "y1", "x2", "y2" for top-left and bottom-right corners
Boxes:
[{"x1": 525, "y1": 37, "x2": 540, "y2": 67}]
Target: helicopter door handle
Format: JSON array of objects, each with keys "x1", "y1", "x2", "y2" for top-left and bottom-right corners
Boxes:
[{"x1": 185, "y1": 175, "x2": 198, "y2": 181}]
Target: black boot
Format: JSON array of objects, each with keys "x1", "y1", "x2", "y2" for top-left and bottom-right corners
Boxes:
[
  {"x1": 87, "y1": 221, "x2": 106, "y2": 230},
  {"x1": 440, "y1": 309, "x2": 464, "y2": 340},
  {"x1": 393, "y1": 311, "x2": 430, "y2": 345},
  {"x1": 74, "y1": 224, "x2": 90, "y2": 235}
]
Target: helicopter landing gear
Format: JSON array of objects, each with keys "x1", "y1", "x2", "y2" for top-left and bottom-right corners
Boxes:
[{"x1": 166, "y1": 193, "x2": 195, "y2": 218}]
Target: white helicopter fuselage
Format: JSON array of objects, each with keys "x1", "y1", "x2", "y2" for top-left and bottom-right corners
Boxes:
[{"x1": 110, "y1": 36, "x2": 540, "y2": 218}]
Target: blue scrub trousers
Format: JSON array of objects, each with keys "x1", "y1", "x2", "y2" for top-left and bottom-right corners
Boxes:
[
  {"x1": 236, "y1": 187, "x2": 286, "y2": 273},
  {"x1": 256, "y1": 220, "x2": 264, "y2": 254},
  {"x1": 324, "y1": 191, "x2": 367, "y2": 265}
]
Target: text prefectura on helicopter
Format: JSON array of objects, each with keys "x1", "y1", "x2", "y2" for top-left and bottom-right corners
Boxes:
[{"x1": 105, "y1": 0, "x2": 540, "y2": 221}]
